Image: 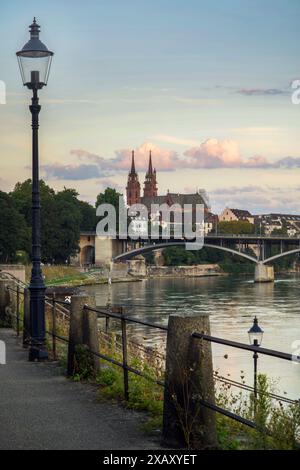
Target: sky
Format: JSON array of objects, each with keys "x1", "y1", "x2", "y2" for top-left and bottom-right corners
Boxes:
[{"x1": 1, "y1": 0, "x2": 300, "y2": 214}]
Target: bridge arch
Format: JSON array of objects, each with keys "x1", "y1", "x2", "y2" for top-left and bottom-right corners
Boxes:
[
  {"x1": 263, "y1": 248, "x2": 300, "y2": 264},
  {"x1": 113, "y1": 241, "x2": 259, "y2": 264},
  {"x1": 80, "y1": 245, "x2": 95, "y2": 266}
]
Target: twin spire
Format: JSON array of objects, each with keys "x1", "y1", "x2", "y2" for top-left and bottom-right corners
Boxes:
[
  {"x1": 127, "y1": 149, "x2": 158, "y2": 205},
  {"x1": 130, "y1": 149, "x2": 155, "y2": 176}
]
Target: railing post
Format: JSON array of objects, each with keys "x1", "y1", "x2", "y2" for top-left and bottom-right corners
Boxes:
[
  {"x1": 82, "y1": 299, "x2": 100, "y2": 376},
  {"x1": 105, "y1": 315, "x2": 110, "y2": 333},
  {"x1": 0, "y1": 279, "x2": 7, "y2": 324},
  {"x1": 120, "y1": 307, "x2": 129, "y2": 401},
  {"x1": 52, "y1": 293, "x2": 57, "y2": 360},
  {"x1": 67, "y1": 295, "x2": 99, "y2": 377},
  {"x1": 16, "y1": 285, "x2": 20, "y2": 336},
  {"x1": 23, "y1": 288, "x2": 30, "y2": 347},
  {"x1": 162, "y1": 313, "x2": 217, "y2": 449},
  {"x1": 0, "y1": 280, "x2": 15, "y2": 327}
]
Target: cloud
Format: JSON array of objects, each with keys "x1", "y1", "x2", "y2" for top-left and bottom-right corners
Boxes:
[
  {"x1": 113, "y1": 142, "x2": 178, "y2": 171},
  {"x1": 236, "y1": 88, "x2": 287, "y2": 96},
  {"x1": 273, "y1": 157, "x2": 300, "y2": 168},
  {"x1": 42, "y1": 163, "x2": 101, "y2": 180},
  {"x1": 211, "y1": 185, "x2": 300, "y2": 214},
  {"x1": 41, "y1": 139, "x2": 300, "y2": 182},
  {"x1": 152, "y1": 134, "x2": 200, "y2": 147},
  {"x1": 72, "y1": 142, "x2": 179, "y2": 173},
  {"x1": 183, "y1": 139, "x2": 242, "y2": 168}
]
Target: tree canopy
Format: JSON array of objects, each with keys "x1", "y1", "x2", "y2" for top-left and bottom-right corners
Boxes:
[{"x1": 4, "y1": 180, "x2": 98, "y2": 264}]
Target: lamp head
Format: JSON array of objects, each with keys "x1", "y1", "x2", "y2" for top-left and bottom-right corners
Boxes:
[
  {"x1": 16, "y1": 18, "x2": 54, "y2": 89},
  {"x1": 248, "y1": 316, "x2": 264, "y2": 346}
]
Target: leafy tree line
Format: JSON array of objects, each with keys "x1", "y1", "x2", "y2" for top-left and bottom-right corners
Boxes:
[{"x1": 0, "y1": 180, "x2": 121, "y2": 264}]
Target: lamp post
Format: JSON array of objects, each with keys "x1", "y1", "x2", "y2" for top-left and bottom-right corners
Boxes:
[
  {"x1": 16, "y1": 18, "x2": 53, "y2": 361},
  {"x1": 248, "y1": 316, "x2": 264, "y2": 399}
]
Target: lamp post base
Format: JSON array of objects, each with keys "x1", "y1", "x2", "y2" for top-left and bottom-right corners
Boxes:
[{"x1": 29, "y1": 346, "x2": 48, "y2": 362}]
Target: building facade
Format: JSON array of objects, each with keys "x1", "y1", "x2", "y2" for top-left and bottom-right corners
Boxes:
[{"x1": 219, "y1": 208, "x2": 254, "y2": 224}]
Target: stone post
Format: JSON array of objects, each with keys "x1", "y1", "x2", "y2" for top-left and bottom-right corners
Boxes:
[
  {"x1": 23, "y1": 288, "x2": 30, "y2": 347},
  {"x1": 82, "y1": 301, "x2": 100, "y2": 375},
  {"x1": 67, "y1": 294, "x2": 99, "y2": 377},
  {"x1": 162, "y1": 313, "x2": 217, "y2": 449},
  {"x1": 0, "y1": 279, "x2": 15, "y2": 327},
  {"x1": 0, "y1": 279, "x2": 7, "y2": 322}
]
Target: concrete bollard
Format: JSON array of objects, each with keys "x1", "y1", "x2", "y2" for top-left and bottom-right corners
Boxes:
[
  {"x1": 82, "y1": 302, "x2": 101, "y2": 375},
  {"x1": 0, "y1": 279, "x2": 7, "y2": 322},
  {"x1": 67, "y1": 295, "x2": 99, "y2": 377},
  {"x1": 162, "y1": 313, "x2": 217, "y2": 449},
  {"x1": 0, "y1": 279, "x2": 15, "y2": 327},
  {"x1": 23, "y1": 288, "x2": 30, "y2": 347}
]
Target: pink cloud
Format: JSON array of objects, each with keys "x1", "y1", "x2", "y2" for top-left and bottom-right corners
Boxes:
[
  {"x1": 184, "y1": 139, "x2": 242, "y2": 168},
  {"x1": 46, "y1": 139, "x2": 300, "y2": 182},
  {"x1": 114, "y1": 142, "x2": 178, "y2": 171}
]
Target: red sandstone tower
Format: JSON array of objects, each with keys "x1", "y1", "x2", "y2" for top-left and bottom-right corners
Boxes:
[
  {"x1": 126, "y1": 150, "x2": 141, "y2": 206},
  {"x1": 143, "y1": 151, "x2": 158, "y2": 198}
]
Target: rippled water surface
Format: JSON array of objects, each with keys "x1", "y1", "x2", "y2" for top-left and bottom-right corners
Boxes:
[{"x1": 84, "y1": 274, "x2": 300, "y2": 399}]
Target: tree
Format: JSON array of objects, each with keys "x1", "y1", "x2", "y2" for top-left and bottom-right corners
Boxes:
[
  {"x1": 219, "y1": 220, "x2": 255, "y2": 235},
  {"x1": 10, "y1": 181, "x2": 84, "y2": 264},
  {"x1": 0, "y1": 191, "x2": 29, "y2": 262},
  {"x1": 53, "y1": 188, "x2": 82, "y2": 263},
  {"x1": 96, "y1": 187, "x2": 123, "y2": 232},
  {"x1": 78, "y1": 200, "x2": 97, "y2": 231},
  {"x1": 96, "y1": 187, "x2": 122, "y2": 209}
]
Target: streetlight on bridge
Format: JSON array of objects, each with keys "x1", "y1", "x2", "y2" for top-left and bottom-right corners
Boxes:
[{"x1": 16, "y1": 18, "x2": 54, "y2": 361}]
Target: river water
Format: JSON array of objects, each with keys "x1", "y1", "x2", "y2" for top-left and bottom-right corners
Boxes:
[{"x1": 84, "y1": 274, "x2": 300, "y2": 400}]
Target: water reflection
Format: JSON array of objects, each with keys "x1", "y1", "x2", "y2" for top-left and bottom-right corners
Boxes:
[{"x1": 84, "y1": 274, "x2": 300, "y2": 399}]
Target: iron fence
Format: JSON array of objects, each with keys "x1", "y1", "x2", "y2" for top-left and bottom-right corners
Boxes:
[{"x1": 3, "y1": 278, "x2": 300, "y2": 437}]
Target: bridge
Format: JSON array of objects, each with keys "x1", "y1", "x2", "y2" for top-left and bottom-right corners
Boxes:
[{"x1": 113, "y1": 234, "x2": 300, "y2": 282}]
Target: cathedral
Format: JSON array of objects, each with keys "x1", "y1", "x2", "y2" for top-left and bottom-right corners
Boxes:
[
  {"x1": 126, "y1": 150, "x2": 157, "y2": 205},
  {"x1": 126, "y1": 149, "x2": 210, "y2": 214}
]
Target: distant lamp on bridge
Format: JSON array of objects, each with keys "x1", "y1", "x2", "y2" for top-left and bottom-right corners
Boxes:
[
  {"x1": 248, "y1": 316, "x2": 264, "y2": 401},
  {"x1": 16, "y1": 18, "x2": 53, "y2": 361}
]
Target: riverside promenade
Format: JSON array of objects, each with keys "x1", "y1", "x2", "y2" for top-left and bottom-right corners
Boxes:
[{"x1": 0, "y1": 328, "x2": 158, "y2": 450}]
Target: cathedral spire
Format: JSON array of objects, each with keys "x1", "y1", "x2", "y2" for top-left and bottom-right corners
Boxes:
[
  {"x1": 130, "y1": 150, "x2": 136, "y2": 174},
  {"x1": 147, "y1": 150, "x2": 153, "y2": 175},
  {"x1": 126, "y1": 149, "x2": 140, "y2": 205},
  {"x1": 143, "y1": 150, "x2": 157, "y2": 198}
]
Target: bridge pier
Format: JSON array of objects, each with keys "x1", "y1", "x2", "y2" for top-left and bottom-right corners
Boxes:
[{"x1": 254, "y1": 262, "x2": 274, "y2": 283}]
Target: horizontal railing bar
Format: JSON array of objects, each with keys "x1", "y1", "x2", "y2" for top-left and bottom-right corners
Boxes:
[
  {"x1": 45, "y1": 329, "x2": 164, "y2": 386},
  {"x1": 46, "y1": 297, "x2": 71, "y2": 306},
  {"x1": 199, "y1": 399, "x2": 256, "y2": 429},
  {"x1": 75, "y1": 347, "x2": 164, "y2": 386},
  {"x1": 193, "y1": 332, "x2": 296, "y2": 361},
  {"x1": 84, "y1": 305, "x2": 168, "y2": 331},
  {"x1": 214, "y1": 374, "x2": 297, "y2": 404},
  {"x1": 46, "y1": 331, "x2": 69, "y2": 343}
]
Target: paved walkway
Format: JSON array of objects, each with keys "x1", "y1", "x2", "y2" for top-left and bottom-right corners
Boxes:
[{"x1": 0, "y1": 329, "x2": 159, "y2": 450}]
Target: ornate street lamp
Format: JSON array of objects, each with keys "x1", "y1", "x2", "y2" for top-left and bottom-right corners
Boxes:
[
  {"x1": 248, "y1": 316, "x2": 264, "y2": 399},
  {"x1": 16, "y1": 18, "x2": 54, "y2": 361}
]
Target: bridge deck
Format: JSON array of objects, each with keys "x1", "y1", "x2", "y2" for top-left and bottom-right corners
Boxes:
[{"x1": 0, "y1": 329, "x2": 157, "y2": 450}]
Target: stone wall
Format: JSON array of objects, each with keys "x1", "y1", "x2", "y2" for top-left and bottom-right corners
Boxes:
[{"x1": 147, "y1": 263, "x2": 222, "y2": 278}]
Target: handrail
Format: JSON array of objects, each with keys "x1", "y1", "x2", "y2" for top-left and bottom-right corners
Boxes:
[
  {"x1": 192, "y1": 332, "x2": 298, "y2": 362},
  {"x1": 83, "y1": 305, "x2": 168, "y2": 331}
]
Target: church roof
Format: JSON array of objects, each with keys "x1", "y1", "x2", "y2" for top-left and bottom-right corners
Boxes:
[{"x1": 141, "y1": 192, "x2": 208, "y2": 209}]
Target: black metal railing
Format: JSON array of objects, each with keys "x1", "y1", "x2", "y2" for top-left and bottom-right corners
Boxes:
[
  {"x1": 3, "y1": 279, "x2": 299, "y2": 436},
  {"x1": 192, "y1": 332, "x2": 300, "y2": 428}
]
